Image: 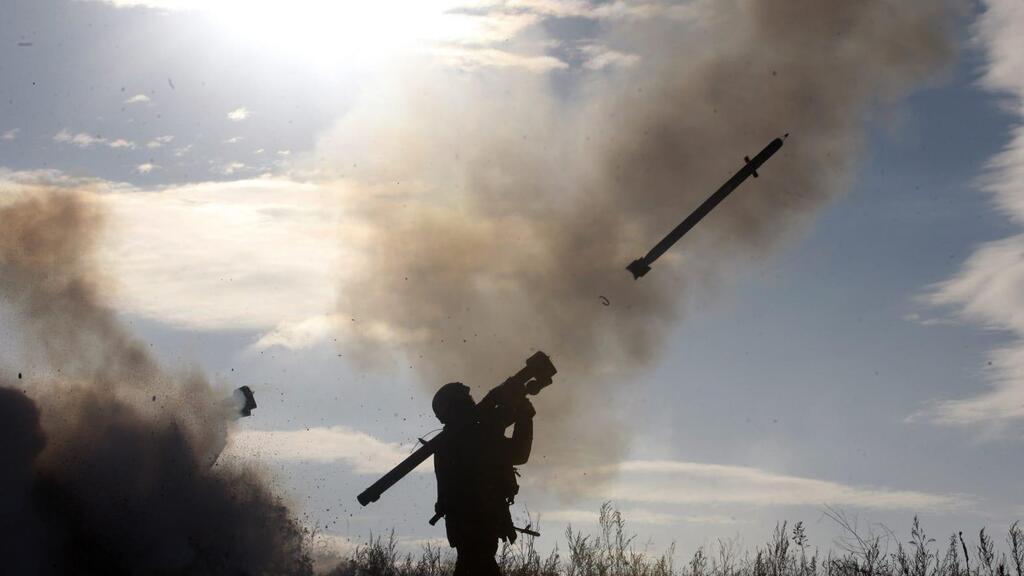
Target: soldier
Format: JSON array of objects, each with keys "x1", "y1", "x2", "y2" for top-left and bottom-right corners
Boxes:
[{"x1": 431, "y1": 381, "x2": 535, "y2": 576}]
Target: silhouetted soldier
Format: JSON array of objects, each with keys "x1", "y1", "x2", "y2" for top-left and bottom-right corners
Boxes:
[{"x1": 431, "y1": 381, "x2": 535, "y2": 576}]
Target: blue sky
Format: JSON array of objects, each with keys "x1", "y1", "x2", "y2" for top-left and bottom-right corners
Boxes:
[{"x1": 3, "y1": 0, "x2": 1024, "y2": 562}]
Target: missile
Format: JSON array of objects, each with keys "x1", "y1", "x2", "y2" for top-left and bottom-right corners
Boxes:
[{"x1": 626, "y1": 135, "x2": 787, "y2": 279}]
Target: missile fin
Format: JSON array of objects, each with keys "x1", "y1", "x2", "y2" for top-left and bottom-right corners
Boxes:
[{"x1": 627, "y1": 258, "x2": 651, "y2": 279}]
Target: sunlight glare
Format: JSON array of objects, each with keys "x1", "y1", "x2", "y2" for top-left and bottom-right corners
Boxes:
[{"x1": 203, "y1": 0, "x2": 482, "y2": 70}]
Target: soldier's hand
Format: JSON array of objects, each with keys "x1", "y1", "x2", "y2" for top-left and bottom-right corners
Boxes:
[{"x1": 520, "y1": 398, "x2": 536, "y2": 418}]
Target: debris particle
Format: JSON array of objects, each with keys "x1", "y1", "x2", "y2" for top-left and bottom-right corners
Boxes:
[
  {"x1": 599, "y1": 296, "x2": 610, "y2": 306},
  {"x1": 234, "y1": 385, "x2": 257, "y2": 417}
]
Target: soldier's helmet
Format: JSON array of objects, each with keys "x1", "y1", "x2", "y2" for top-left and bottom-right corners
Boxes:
[{"x1": 432, "y1": 382, "x2": 474, "y2": 425}]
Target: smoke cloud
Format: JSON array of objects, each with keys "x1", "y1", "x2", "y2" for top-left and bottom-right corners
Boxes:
[
  {"x1": 325, "y1": 0, "x2": 960, "y2": 477},
  {"x1": 0, "y1": 188, "x2": 312, "y2": 574}
]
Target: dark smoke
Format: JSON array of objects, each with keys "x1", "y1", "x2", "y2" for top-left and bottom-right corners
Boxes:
[
  {"x1": 329, "y1": 0, "x2": 960, "y2": 479},
  {"x1": 0, "y1": 190, "x2": 312, "y2": 575}
]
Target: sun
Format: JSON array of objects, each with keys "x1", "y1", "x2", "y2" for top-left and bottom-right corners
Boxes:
[{"x1": 198, "y1": 0, "x2": 483, "y2": 71}]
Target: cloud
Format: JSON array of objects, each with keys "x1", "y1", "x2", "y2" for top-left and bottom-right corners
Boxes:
[
  {"x1": 173, "y1": 143, "x2": 193, "y2": 157},
  {"x1": 2, "y1": 128, "x2": 19, "y2": 141},
  {"x1": 0, "y1": 169, "x2": 344, "y2": 333},
  {"x1": 82, "y1": 0, "x2": 689, "y2": 74},
  {"x1": 579, "y1": 44, "x2": 641, "y2": 70},
  {"x1": 539, "y1": 460, "x2": 973, "y2": 512},
  {"x1": 221, "y1": 426, "x2": 430, "y2": 475},
  {"x1": 147, "y1": 135, "x2": 174, "y2": 148},
  {"x1": 0, "y1": 169, "x2": 127, "y2": 198},
  {"x1": 250, "y1": 314, "x2": 339, "y2": 351},
  {"x1": 54, "y1": 130, "x2": 135, "y2": 150},
  {"x1": 431, "y1": 46, "x2": 568, "y2": 72},
  {"x1": 249, "y1": 314, "x2": 430, "y2": 352},
  {"x1": 93, "y1": 176, "x2": 342, "y2": 331},
  {"x1": 541, "y1": 508, "x2": 746, "y2": 526},
  {"x1": 916, "y1": 0, "x2": 1024, "y2": 429},
  {"x1": 224, "y1": 136, "x2": 243, "y2": 144},
  {"x1": 542, "y1": 508, "x2": 680, "y2": 526},
  {"x1": 444, "y1": 9, "x2": 541, "y2": 45},
  {"x1": 135, "y1": 162, "x2": 158, "y2": 174},
  {"x1": 678, "y1": 514, "x2": 751, "y2": 525},
  {"x1": 224, "y1": 427, "x2": 966, "y2": 516},
  {"x1": 71, "y1": 133, "x2": 104, "y2": 147},
  {"x1": 902, "y1": 312, "x2": 959, "y2": 327},
  {"x1": 54, "y1": 129, "x2": 105, "y2": 148},
  {"x1": 500, "y1": 0, "x2": 704, "y2": 22},
  {"x1": 227, "y1": 107, "x2": 251, "y2": 121},
  {"x1": 216, "y1": 161, "x2": 248, "y2": 175},
  {"x1": 219, "y1": 420, "x2": 968, "y2": 514},
  {"x1": 86, "y1": 0, "x2": 699, "y2": 22},
  {"x1": 123, "y1": 93, "x2": 151, "y2": 104}
]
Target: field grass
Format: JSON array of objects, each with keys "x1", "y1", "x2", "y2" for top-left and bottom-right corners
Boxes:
[{"x1": 322, "y1": 504, "x2": 1024, "y2": 576}]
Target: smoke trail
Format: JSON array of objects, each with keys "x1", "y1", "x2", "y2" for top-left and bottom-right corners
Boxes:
[
  {"x1": 0, "y1": 188, "x2": 312, "y2": 575},
  {"x1": 326, "y1": 0, "x2": 958, "y2": 475}
]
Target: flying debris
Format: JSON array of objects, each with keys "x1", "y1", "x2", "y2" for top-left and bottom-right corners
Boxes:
[
  {"x1": 627, "y1": 135, "x2": 788, "y2": 279},
  {"x1": 234, "y1": 385, "x2": 257, "y2": 417}
]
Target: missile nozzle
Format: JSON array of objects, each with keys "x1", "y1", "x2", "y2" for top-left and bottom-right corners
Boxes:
[{"x1": 627, "y1": 258, "x2": 651, "y2": 279}]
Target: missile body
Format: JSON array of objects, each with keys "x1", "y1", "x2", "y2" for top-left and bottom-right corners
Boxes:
[{"x1": 627, "y1": 135, "x2": 787, "y2": 279}]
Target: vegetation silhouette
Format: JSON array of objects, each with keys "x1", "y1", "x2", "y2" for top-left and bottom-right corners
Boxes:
[{"x1": 324, "y1": 504, "x2": 1024, "y2": 576}]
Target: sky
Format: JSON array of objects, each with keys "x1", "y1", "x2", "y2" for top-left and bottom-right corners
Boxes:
[{"x1": 3, "y1": 0, "x2": 1024, "y2": 564}]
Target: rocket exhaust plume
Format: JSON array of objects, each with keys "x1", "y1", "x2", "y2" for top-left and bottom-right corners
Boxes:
[
  {"x1": 0, "y1": 189, "x2": 311, "y2": 575},
  {"x1": 329, "y1": 0, "x2": 960, "y2": 485}
]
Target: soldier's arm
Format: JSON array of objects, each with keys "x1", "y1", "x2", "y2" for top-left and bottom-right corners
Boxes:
[
  {"x1": 507, "y1": 399, "x2": 535, "y2": 465},
  {"x1": 434, "y1": 450, "x2": 450, "y2": 515}
]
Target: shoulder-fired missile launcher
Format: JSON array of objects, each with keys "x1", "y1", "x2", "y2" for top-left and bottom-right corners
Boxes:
[{"x1": 356, "y1": 351, "x2": 557, "y2": 507}]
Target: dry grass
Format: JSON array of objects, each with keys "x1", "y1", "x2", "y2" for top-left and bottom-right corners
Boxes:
[{"x1": 322, "y1": 504, "x2": 1024, "y2": 576}]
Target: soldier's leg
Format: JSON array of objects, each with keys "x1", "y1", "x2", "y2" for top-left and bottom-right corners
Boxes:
[
  {"x1": 481, "y1": 537, "x2": 500, "y2": 575},
  {"x1": 454, "y1": 534, "x2": 500, "y2": 576}
]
